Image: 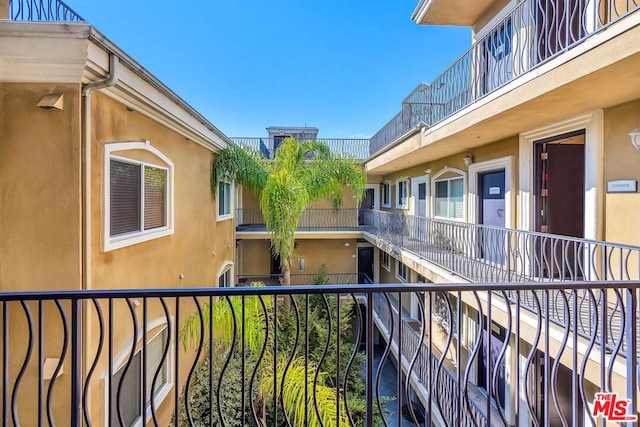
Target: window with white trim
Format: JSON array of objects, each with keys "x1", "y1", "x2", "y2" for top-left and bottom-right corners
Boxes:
[
  {"x1": 396, "y1": 260, "x2": 408, "y2": 282},
  {"x1": 109, "y1": 327, "x2": 171, "y2": 426},
  {"x1": 218, "y1": 264, "x2": 233, "y2": 288},
  {"x1": 381, "y1": 251, "x2": 390, "y2": 271},
  {"x1": 381, "y1": 182, "x2": 391, "y2": 208},
  {"x1": 396, "y1": 178, "x2": 409, "y2": 209},
  {"x1": 434, "y1": 177, "x2": 464, "y2": 219},
  {"x1": 110, "y1": 159, "x2": 168, "y2": 236},
  {"x1": 104, "y1": 142, "x2": 174, "y2": 252},
  {"x1": 217, "y1": 180, "x2": 233, "y2": 220}
]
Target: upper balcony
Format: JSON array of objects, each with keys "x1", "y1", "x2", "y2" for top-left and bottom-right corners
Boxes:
[
  {"x1": 370, "y1": 0, "x2": 640, "y2": 164},
  {"x1": 231, "y1": 136, "x2": 371, "y2": 161},
  {"x1": 412, "y1": 0, "x2": 508, "y2": 26},
  {"x1": 4, "y1": 0, "x2": 84, "y2": 21}
]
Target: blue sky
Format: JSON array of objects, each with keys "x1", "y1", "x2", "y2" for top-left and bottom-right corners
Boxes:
[{"x1": 67, "y1": 0, "x2": 470, "y2": 138}]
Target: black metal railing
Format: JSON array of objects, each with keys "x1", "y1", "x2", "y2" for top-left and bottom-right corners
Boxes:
[
  {"x1": 236, "y1": 208, "x2": 361, "y2": 231},
  {"x1": 237, "y1": 272, "x2": 371, "y2": 286},
  {"x1": 0, "y1": 282, "x2": 638, "y2": 426},
  {"x1": 7, "y1": 0, "x2": 84, "y2": 21},
  {"x1": 231, "y1": 137, "x2": 371, "y2": 161},
  {"x1": 370, "y1": 0, "x2": 640, "y2": 155}
]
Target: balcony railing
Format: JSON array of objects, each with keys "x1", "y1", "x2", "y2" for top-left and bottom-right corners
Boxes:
[
  {"x1": 236, "y1": 208, "x2": 361, "y2": 231},
  {"x1": 370, "y1": 0, "x2": 640, "y2": 155},
  {"x1": 1, "y1": 282, "x2": 638, "y2": 426},
  {"x1": 362, "y1": 209, "x2": 640, "y2": 353},
  {"x1": 237, "y1": 272, "x2": 372, "y2": 286},
  {"x1": 231, "y1": 137, "x2": 371, "y2": 161},
  {"x1": 7, "y1": 0, "x2": 84, "y2": 21}
]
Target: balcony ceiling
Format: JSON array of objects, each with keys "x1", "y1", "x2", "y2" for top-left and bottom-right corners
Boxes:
[
  {"x1": 366, "y1": 21, "x2": 640, "y2": 175},
  {"x1": 412, "y1": 0, "x2": 506, "y2": 26}
]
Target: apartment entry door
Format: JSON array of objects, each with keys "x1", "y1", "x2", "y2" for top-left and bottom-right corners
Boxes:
[
  {"x1": 358, "y1": 188, "x2": 375, "y2": 226},
  {"x1": 357, "y1": 246, "x2": 374, "y2": 284},
  {"x1": 478, "y1": 170, "x2": 506, "y2": 264},
  {"x1": 534, "y1": 131, "x2": 585, "y2": 277}
]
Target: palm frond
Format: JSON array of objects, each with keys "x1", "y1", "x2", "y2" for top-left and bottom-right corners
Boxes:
[{"x1": 261, "y1": 355, "x2": 350, "y2": 427}]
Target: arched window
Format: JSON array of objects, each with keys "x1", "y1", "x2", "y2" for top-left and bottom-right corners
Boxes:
[
  {"x1": 431, "y1": 167, "x2": 466, "y2": 220},
  {"x1": 104, "y1": 141, "x2": 174, "y2": 251}
]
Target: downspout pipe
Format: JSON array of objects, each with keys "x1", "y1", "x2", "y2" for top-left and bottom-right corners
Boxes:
[{"x1": 81, "y1": 54, "x2": 119, "y2": 291}]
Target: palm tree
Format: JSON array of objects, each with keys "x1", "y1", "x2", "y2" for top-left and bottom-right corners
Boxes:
[{"x1": 212, "y1": 137, "x2": 367, "y2": 285}]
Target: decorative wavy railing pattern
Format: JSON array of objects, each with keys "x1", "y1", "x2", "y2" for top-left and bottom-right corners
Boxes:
[
  {"x1": 370, "y1": 0, "x2": 640, "y2": 155},
  {"x1": 0, "y1": 282, "x2": 637, "y2": 426},
  {"x1": 7, "y1": 0, "x2": 84, "y2": 21},
  {"x1": 363, "y1": 208, "x2": 640, "y2": 357},
  {"x1": 231, "y1": 137, "x2": 371, "y2": 161}
]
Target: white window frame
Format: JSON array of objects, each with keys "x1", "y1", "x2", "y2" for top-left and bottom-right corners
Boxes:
[
  {"x1": 217, "y1": 179, "x2": 234, "y2": 222},
  {"x1": 104, "y1": 142, "x2": 174, "y2": 252},
  {"x1": 431, "y1": 167, "x2": 467, "y2": 221},
  {"x1": 217, "y1": 261, "x2": 234, "y2": 288},
  {"x1": 104, "y1": 318, "x2": 174, "y2": 427},
  {"x1": 396, "y1": 178, "x2": 410, "y2": 210},
  {"x1": 381, "y1": 181, "x2": 391, "y2": 208},
  {"x1": 395, "y1": 259, "x2": 408, "y2": 282},
  {"x1": 381, "y1": 251, "x2": 390, "y2": 272}
]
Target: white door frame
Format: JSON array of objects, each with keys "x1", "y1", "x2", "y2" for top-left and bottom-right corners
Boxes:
[
  {"x1": 468, "y1": 156, "x2": 514, "y2": 229},
  {"x1": 365, "y1": 184, "x2": 380, "y2": 210},
  {"x1": 410, "y1": 175, "x2": 428, "y2": 217}
]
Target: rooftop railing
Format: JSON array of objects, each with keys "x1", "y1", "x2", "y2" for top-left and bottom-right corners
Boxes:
[
  {"x1": 231, "y1": 137, "x2": 371, "y2": 161},
  {"x1": 236, "y1": 208, "x2": 362, "y2": 231},
  {"x1": 7, "y1": 0, "x2": 84, "y2": 22},
  {"x1": 370, "y1": 0, "x2": 640, "y2": 155},
  {"x1": 0, "y1": 282, "x2": 637, "y2": 426}
]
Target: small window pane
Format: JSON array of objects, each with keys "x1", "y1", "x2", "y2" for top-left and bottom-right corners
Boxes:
[
  {"x1": 110, "y1": 160, "x2": 141, "y2": 236},
  {"x1": 435, "y1": 181, "x2": 449, "y2": 217},
  {"x1": 110, "y1": 354, "x2": 142, "y2": 426},
  {"x1": 450, "y1": 178, "x2": 464, "y2": 219},
  {"x1": 144, "y1": 167, "x2": 167, "y2": 230},
  {"x1": 146, "y1": 329, "x2": 168, "y2": 398},
  {"x1": 218, "y1": 182, "x2": 231, "y2": 216}
]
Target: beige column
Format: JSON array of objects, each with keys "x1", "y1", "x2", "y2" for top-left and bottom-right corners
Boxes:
[{"x1": 0, "y1": 0, "x2": 9, "y2": 19}]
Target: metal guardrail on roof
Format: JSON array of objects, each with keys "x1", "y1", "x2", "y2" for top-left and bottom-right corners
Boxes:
[
  {"x1": 231, "y1": 137, "x2": 371, "y2": 161},
  {"x1": 7, "y1": 0, "x2": 84, "y2": 22},
  {"x1": 370, "y1": 0, "x2": 640, "y2": 156}
]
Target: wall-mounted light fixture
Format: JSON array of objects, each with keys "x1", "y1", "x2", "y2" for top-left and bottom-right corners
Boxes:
[
  {"x1": 463, "y1": 152, "x2": 474, "y2": 167},
  {"x1": 630, "y1": 125, "x2": 640, "y2": 150},
  {"x1": 37, "y1": 93, "x2": 64, "y2": 111},
  {"x1": 344, "y1": 242, "x2": 350, "y2": 247}
]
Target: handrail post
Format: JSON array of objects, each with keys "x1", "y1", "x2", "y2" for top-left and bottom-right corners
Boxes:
[
  {"x1": 70, "y1": 298, "x2": 82, "y2": 427},
  {"x1": 626, "y1": 286, "x2": 637, "y2": 417},
  {"x1": 366, "y1": 290, "x2": 374, "y2": 426}
]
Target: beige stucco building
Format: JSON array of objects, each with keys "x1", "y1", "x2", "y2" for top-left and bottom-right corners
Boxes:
[{"x1": 0, "y1": 13, "x2": 234, "y2": 426}]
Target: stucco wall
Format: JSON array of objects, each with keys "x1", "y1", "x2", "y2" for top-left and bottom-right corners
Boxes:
[
  {"x1": 239, "y1": 238, "x2": 358, "y2": 277},
  {"x1": 378, "y1": 137, "x2": 518, "y2": 222},
  {"x1": 86, "y1": 93, "x2": 233, "y2": 426},
  {"x1": 0, "y1": 83, "x2": 82, "y2": 291},
  {"x1": 90, "y1": 93, "x2": 233, "y2": 290},
  {"x1": 604, "y1": 99, "x2": 640, "y2": 246}
]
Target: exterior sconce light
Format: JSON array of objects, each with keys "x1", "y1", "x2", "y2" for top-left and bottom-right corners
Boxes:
[
  {"x1": 463, "y1": 153, "x2": 474, "y2": 167},
  {"x1": 630, "y1": 125, "x2": 640, "y2": 150},
  {"x1": 344, "y1": 242, "x2": 350, "y2": 247}
]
